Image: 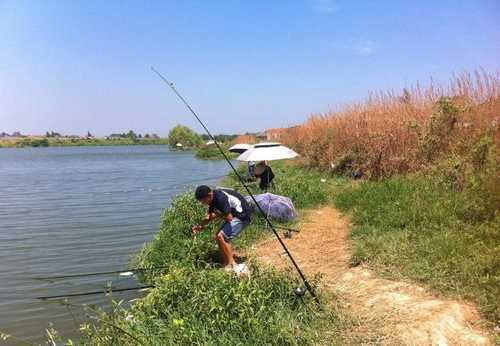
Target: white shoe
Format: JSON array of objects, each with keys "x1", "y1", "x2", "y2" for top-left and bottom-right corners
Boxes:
[{"x1": 232, "y1": 263, "x2": 250, "y2": 277}]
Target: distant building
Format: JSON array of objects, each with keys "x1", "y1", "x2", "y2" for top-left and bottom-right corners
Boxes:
[
  {"x1": 106, "y1": 134, "x2": 124, "y2": 140},
  {"x1": 255, "y1": 132, "x2": 267, "y2": 140},
  {"x1": 264, "y1": 128, "x2": 287, "y2": 141},
  {"x1": 233, "y1": 134, "x2": 257, "y2": 144}
]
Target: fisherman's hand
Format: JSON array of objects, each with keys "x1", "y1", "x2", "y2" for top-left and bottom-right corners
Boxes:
[{"x1": 192, "y1": 225, "x2": 203, "y2": 234}]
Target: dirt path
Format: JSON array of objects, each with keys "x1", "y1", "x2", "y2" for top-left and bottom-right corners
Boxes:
[{"x1": 252, "y1": 206, "x2": 493, "y2": 345}]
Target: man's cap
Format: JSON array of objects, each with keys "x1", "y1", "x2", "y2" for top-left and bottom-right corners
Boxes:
[{"x1": 195, "y1": 185, "x2": 211, "y2": 200}]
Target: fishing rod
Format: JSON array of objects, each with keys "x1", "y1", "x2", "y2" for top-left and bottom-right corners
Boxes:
[
  {"x1": 33, "y1": 266, "x2": 171, "y2": 281},
  {"x1": 99, "y1": 174, "x2": 228, "y2": 195},
  {"x1": 35, "y1": 285, "x2": 154, "y2": 300},
  {"x1": 151, "y1": 67, "x2": 317, "y2": 301},
  {"x1": 274, "y1": 225, "x2": 300, "y2": 233}
]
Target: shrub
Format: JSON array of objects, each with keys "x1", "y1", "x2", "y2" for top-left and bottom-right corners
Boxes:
[
  {"x1": 82, "y1": 167, "x2": 341, "y2": 345},
  {"x1": 80, "y1": 266, "x2": 335, "y2": 345},
  {"x1": 195, "y1": 144, "x2": 237, "y2": 160},
  {"x1": 167, "y1": 125, "x2": 202, "y2": 149}
]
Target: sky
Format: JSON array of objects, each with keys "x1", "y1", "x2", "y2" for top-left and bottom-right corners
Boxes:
[{"x1": 0, "y1": 0, "x2": 499, "y2": 136}]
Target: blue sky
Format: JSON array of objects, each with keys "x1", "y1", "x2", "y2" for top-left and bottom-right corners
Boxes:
[{"x1": 0, "y1": 0, "x2": 498, "y2": 136}]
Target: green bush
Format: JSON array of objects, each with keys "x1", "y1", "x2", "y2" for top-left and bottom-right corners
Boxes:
[
  {"x1": 134, "y1": 192, "x2": 216, "y2": 277},
  {"x1": 81, "y1": 171, "x2": 342, "y2": 345},
  {"x1": 81, "y1": 267, "x2": 333, "y2": 345},
  {"x1": 195, "y1": 144, "x2": 238, "y2": 160},
  {"x1": 167, "y1": 125, "x2": 202, "y2": 149}
]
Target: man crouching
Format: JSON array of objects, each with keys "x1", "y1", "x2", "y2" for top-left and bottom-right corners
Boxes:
[{"x1": 192, "y1": 185, "x2": 252, "y2": 274}]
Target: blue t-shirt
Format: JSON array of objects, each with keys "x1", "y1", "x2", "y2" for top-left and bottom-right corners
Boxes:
[{"x1": 208, "y1": 189, "x2": 252, "y2": 224}]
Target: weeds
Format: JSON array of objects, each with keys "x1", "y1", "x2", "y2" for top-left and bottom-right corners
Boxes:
[
  {"x1": 194, "y1": 144, "x2": 238, "y2": 160},
  {"x1": 81, "y1": 162, "x2": 341, "y2": 345},
  {"x1": 282, "y1": 70, "x2": 499, "y2": 178},
  {"x1": 224, "y1": 162, "x2": 332, "y2": 209},
  {"x1": 333, "y1": 171, "x2": 500, "y2": 323}
]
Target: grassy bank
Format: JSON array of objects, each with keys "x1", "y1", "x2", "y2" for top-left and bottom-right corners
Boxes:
[
  {"x1": 195, "y1": 143, "x2": 238, "y2": 160},
  {"x1": 277, "y1": 70, "x2": 499, "y2": 326},
  {"x1": 79, "y1": 162, "x2": 346, "y2": 345},
  {"x1": 0, "y1": 137, "x2": 169, "y2": 148},
  {"x1": 333, "y1": 169, "x2": 500, "y2": 324}
]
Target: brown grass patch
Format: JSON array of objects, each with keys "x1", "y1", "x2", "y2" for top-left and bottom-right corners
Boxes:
[{"x1": 281, "y1": 70, "x2": 499, "y2": 178}]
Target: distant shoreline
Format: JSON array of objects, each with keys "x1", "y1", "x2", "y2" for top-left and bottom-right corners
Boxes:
[{"x1": 0, "y1": 137, "x2": 169, "y2": 148}]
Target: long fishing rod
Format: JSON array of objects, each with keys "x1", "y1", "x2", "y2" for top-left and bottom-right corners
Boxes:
[
  {"x1": 35, "y1": 285, "x2": 154, "y2": 300},
  {"x1": 33, "y1": 266, "x2": 172, "y2": 281},
  {"x1": 151, "y1": 67, "x2": 317, "y2": 301},
  {"x1": 33, "y1": 227, "x2": 299, "y2": 281},
  {"x1": 99, "y1": 173, "x2": 228, "y2": 195}
]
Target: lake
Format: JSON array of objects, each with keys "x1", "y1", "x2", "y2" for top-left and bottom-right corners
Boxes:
[{"x1": 0, "y1": 145, "x2": 230, "y2": 344}]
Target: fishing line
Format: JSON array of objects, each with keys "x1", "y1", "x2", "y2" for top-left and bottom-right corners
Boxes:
[
  {"x1": 151, "y1": 67, "x2": 318, "y2": 301},
  {"x1": 33, "y1": 266, "x2": 171, "y2": 281},
  {"x1": 35, "y1": 285, "x2": 154, "y2": 300},
  {"x1": 97, "y1": 174, "x2": 228, "y2": 196}
]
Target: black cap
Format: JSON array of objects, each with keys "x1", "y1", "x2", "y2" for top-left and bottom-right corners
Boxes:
[{"x1": 195, "y1": 185, "x2": 211, "y2": 200}]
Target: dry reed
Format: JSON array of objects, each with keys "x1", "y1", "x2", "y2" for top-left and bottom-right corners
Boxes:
[{"x1": 282, "y1": 70, "x2": 499, "y2": 178}]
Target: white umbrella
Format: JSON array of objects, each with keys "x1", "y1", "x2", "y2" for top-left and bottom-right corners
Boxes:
[
  {"x1": 237, "y1": 142, "x2": 299, "y2": 162},
  {"x1": 229, "y1": 143, "x2": 252, "y2": 154}
]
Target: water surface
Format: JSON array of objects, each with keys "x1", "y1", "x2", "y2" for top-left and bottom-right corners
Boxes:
[{"x1": 0, "y1": 145, "x2": 229, "y2": 343}]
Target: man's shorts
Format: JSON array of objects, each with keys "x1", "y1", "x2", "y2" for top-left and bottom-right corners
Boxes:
[{"x1": 220, "y1": 218, "x2": 247, "y2": 242}]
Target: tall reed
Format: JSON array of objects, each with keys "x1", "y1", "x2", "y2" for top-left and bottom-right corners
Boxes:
[{"x1": 282, "y1": 70, "x2": 499, "y2": 178}]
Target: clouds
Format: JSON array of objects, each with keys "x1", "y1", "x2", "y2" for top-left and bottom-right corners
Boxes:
[
  {"x1": 353, "y1": 39, "x2": 376, "y2": 56},
  {"x1": 312, "y1": 0, "x2": 339, "y2": 14}
]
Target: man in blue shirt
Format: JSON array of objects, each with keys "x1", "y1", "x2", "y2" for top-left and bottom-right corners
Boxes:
[{"x1": 192, "y1": 185, "x2": 252, "y2": 273}]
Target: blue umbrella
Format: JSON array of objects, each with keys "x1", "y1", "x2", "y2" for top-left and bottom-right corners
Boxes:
[{"x1": 246, "y1": 193, "x2": 298, "y2": 222}]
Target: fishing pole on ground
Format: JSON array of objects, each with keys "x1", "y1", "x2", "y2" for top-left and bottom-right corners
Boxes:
[
  {"x1": 151, "y1": 67, "x2": 318, "y2": 302},
  {"x1": 32, "y1": 266, "x2": 173, "y2": 281},
  {"x1": 35, "y1": 285, "x2": 155, "y2": 300}
]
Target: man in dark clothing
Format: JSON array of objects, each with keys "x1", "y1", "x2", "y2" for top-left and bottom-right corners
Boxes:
[
  {"x1": 192, "y1": 185, "x2": 252, "y2": 272},
  {"x1": 255, "y1": 162, "x2": 275, "y2": 190}
]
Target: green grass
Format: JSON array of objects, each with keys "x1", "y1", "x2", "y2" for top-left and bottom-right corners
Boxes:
[
  {"x1": 80, "y1": 267, "x2": 342, "y2": 345},
  {"x1": 79, "y1": 162, "x2": 344, "y2": 345},
  {"x1": 194, "y1": 144, "x2": 238, "y2": 160},
  {"x1": 333, "y1": 175, "x2": 500, "y2": 323},
  {"x1": 224, "y1": 162, "x2": 333, "y2": 209}
]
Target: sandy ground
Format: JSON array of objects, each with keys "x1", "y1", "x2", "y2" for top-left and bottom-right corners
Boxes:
[{"x1": 251, "y1": 206, "x2": 493, "y2": 345}]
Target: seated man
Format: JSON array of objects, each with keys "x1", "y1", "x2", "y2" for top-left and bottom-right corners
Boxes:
[
  {"x1": 192, "y1": 185, "x2": 252, "y2": 273},
  {"x1": 254, "y1": 161, "x2": 275, "y2": 191}
]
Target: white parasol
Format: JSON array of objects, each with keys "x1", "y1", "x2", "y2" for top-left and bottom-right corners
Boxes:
[
  {"x1": 237, "y1": 142, "x2": 299, "y2": 162},
  {"x1": 228, "y1": 143, "x2": 253, "y2": 154}
]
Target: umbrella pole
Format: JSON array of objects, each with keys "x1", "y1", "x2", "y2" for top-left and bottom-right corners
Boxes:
[{"x1": 152, "y1": 67, "x2": 319, "y2": 303}]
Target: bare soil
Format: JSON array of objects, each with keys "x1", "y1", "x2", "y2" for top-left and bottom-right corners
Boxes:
[{"x1": 251, "y1": 206, "x2": 493, "y2": 345}]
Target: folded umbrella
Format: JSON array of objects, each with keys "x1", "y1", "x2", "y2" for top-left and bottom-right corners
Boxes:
[{"x1": 246, "y1": 193, "x2": 298, "y2": 222}]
